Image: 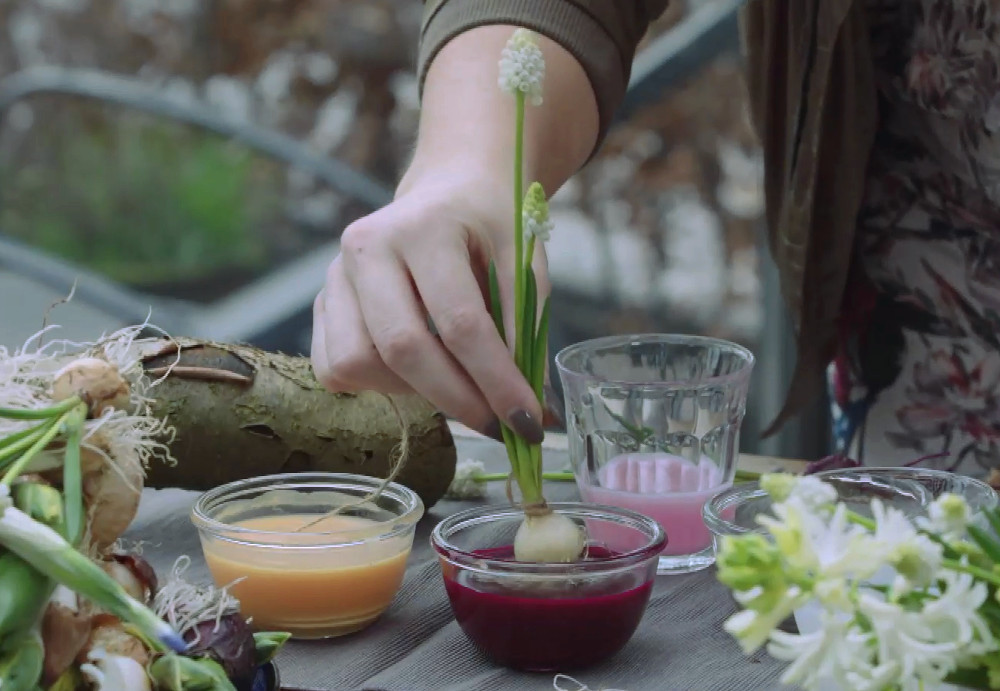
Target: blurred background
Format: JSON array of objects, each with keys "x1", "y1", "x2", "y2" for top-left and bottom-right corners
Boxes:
[{"x1": 0, "y1": 0, "x2": 831, "y2": 460}]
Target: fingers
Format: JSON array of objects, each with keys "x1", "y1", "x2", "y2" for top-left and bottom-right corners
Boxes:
[
  {"x1": 405, "y1": 240, "x2": 545, "y2": 443},
  {"x1": 341, "y1": 225, "x2": 514, "y2": 435},
  {"x1": 311, "y1": 258, "x2": 412, "y2": 394}
]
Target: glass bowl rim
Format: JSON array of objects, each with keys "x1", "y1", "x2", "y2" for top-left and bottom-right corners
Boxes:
[
  {"x1": 191, "y1": 472, "x2": 424, "y2": 547},
  {"x1": 554, "y1": 333, "x2": 755, "y2": 389},
  {"x1": 702, "y1": 481, "x2": 768, "y2": 537},
  {"x1": 702, "y1": 466, "x2": 1000, "y2": 537},
  {"x1": 430, "y1": 501, "x2": 667, "y2": 575}
]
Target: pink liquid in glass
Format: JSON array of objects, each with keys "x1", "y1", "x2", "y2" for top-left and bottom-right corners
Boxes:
[{"x1": 579, "y1": 453, "x2": 729, "y2": 556}]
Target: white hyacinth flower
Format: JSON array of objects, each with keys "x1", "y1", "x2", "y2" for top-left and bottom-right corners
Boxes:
[
  {"x1": 870, "y1": 498, "x2": 943, "y2": 592},
  {"x1": 498, "y1": 28, "x2": 545, "y2": 105},
  {"x1": 758, "y1": 500, "x2": 884, "y2": 580},
  {"x1": 767, "y1": 613, "x2": 879, "y2": 691},
  {"x1": 522, "y1": 181, "x2": 553, "y2": 243},
  {"x1": 858, "y1": 568, "x2": 995, "y2": 685},
  {"x1": 917, "y1": 493, "x2": 972, "y2": 541},
  {"x1": 445, "y1": 459, "x2": 488, "y2": 500},
  {"x1": 761, "y1": 473, "x2": 837, "y2": 512},
  {"x1": 723, "y1": 584, "x2": 808, "y2": 654}
]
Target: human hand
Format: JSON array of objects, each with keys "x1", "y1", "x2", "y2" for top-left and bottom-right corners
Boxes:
[{"x1": 311, "y1": 172, "x2": 554, "y2": 444}]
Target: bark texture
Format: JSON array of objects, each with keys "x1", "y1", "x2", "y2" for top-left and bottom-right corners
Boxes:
[{"x1": 134, "y1": 338, "x2": 457, "y2": 508}]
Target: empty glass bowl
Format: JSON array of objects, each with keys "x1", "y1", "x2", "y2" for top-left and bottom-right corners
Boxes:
[{"x1": 702, "y1": 466, "x2": 999, "y2": 550}]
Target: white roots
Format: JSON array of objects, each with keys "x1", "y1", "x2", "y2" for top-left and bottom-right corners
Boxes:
[
  {"x1": 0, "y1": 321, "x2": 178, "y2": 551},
  {"x1": 513, "y1": 510, "x2": 586, "y2": 563},
  {"x1": 153, "y1": 556, "x2": 243, "y2": 643}
]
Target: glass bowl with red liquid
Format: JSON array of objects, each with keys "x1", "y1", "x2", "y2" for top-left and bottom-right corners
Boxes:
[{"x1": 430, "y1": 502, "x2": 666, "y2": 672}]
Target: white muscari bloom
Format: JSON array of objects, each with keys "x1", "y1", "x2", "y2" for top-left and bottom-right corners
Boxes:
[
  {"x1": 499, "y1": 28, "x2": 545, "y2": 105},
  {"x1": 445, "y1": 459, "x2": 488, "y2": 500},
  {"x1": 523, "y1": 182, "x2": 553, "y2": 243},
  {"x1": 918, "y1": 493, "x2": 972, "y2": 541}
]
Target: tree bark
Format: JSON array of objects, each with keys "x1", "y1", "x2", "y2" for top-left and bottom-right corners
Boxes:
[{"x1": 134, "y1": 338, "x2": 456, "y2": 508}]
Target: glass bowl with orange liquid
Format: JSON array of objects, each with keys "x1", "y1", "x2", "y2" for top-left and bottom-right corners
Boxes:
[{"x1": 191, "y1": 472, "x2": 423, "y2": 639}]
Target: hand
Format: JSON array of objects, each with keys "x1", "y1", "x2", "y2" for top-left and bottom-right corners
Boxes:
[{"x1": 311, "y1": 173, "x2": 549, "y2": 444}]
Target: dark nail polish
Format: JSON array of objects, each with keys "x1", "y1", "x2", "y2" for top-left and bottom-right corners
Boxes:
[
  {"x1": 507, "y1": 409, "x2": 545, "y2": 445},
  {"x1": 482, "y1": 418, "x2": 504, "y2": 443}
]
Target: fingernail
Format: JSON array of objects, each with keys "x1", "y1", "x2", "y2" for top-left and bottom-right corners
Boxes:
[
  {"x1": 482, "y1": 418, "x2": 504, "y2": 443},
  {"x1": 506, "y1": 409, "x2": 544, "y2": 445}
]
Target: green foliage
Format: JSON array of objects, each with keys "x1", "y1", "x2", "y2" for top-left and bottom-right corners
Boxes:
[{"x1": 1, "y1": 111, "x2": 282, "y2": 288}]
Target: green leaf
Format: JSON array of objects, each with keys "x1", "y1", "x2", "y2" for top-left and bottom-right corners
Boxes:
[
  {"x1": 62, "y1": 410, "x2": 86, "y2": 546},
  {"x1": 944, "y1": 665, "x2": 993, "y2": 690},
  {"x1": 982, "y1": 507, "x2": 1000, "y2": 548},
  {"x1": 253, "y1": 631, "x2": 291, "y2": 666},
  {"x1": 521, "y1": 270, "x2": 537, "y2": 380},
  {"x1": 603, "y1": 405, "x2": 655, "y2": 446},
  {"x1": 967, "y1": 524, "x2": 1000, "y2": 563},
  {"x1": 532, "y1": 297, "x2": 550, "y2": 401},
  {"x1": 487, "y1": 260, "x2": 507, "y2": 344}
]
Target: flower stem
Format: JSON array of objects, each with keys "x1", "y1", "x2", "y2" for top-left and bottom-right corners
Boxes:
[
  {"x1": 512, "y1": 90, "x2": 526, "y2": 372},
  {"x1": 0, "y1": 397, "x2": 82, "y2": 420},
  {"x1": 1, "y1": 405, "x2": 82, "y2": 486},
  {"x1": 942, "y1": 558, "x2": 1000, "y2": 588},
  {"x1": 0, "y1": 418, "x2": 58, "y2": 467},
  {"x1": 846, "y1": 513, "x2": 877, "y2": 531},
  {"x1": 477, "y1": 471, "x2": 574, "y2": 482}
]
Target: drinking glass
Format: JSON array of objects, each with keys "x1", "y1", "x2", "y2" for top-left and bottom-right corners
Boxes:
[{"x1": 555, "y1": 334, "x2": 755, "y2": 574}]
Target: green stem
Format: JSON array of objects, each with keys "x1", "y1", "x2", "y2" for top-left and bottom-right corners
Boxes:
[
  {"x1": 477, "y1": 471, "x2": 574, "y2": 482},
  {"x1": 942, "y1": 558, "x2": 1000, "y2": 588},
  {"x1": 0, "y1": 422, "x2": 50, "y2": 452},
  {"x1": 512, "y1": 91, "x2": 526, "y2": 371},
  {"x1": 1, "y1": 408, "x2": 76, "y2": 486},
  {"x1": 524, "y1": 234, "x2": 536, "y2": 278},
  {"x1": 513, "y1": 436, "x2": 542, "y2": 505},
  {"x1": 521, "y1": 271, "x2": 537, "y2": 388},
  {"x1": 846, "y1": 512, "x2": 877, "y2": 532},
  {"x1": 0, "y1": 418, "x2": 58, "y2": 468},
  {"x1": 61, "y1": 405, "x2": 87, "y2": 546},
  {"x1": 0, "y1": 397, "x2": 82, "y2": 421}
]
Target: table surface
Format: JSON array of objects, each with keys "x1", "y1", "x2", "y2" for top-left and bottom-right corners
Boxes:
[{"x1": 124, "y1": 424, "x2": 805, "y2": 691}]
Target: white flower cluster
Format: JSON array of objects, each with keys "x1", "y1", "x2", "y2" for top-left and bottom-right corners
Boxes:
[
  {"x1": 719, "y1": 474, "x2": 999, "y2": 691},
  {"x1": 444, "y1": 459, "x2": 488, "y2": 500},
  {"x1": 498, "y1": 28, "x2": 545, "y2": 105},
  {"x1": 523, "y1": 181, "x2": 553, "y2": 243}
]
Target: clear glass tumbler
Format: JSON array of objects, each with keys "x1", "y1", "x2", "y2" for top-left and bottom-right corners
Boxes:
[{"x1": 555, "y1": 334, "x2": 755, "y2": 574}]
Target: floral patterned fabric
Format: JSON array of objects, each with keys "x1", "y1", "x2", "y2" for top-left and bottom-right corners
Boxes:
[{"x1": 830, "y1": 0, "x2": 1000, "y2": 476}]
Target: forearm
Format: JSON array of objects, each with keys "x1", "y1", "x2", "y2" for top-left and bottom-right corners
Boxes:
[{"x1": 399, "y1": 25, "x2": 598, "y2": 200}]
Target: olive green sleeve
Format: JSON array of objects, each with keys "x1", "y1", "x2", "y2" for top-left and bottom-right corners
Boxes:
[{"x1": 418, "y1": 0, "x2": 671, "y2": 145}]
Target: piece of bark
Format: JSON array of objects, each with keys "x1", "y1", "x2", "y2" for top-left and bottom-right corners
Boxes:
[{"x1": 133, "y1": 338, "x2": 457, "y2": 508}]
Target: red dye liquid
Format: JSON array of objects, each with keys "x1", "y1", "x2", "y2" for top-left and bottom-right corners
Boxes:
[{"x1": 442, "y1": 546, "x2": 653, "y2": 671}]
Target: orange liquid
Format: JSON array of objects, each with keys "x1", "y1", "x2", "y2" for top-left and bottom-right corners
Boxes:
[{"x1": 201, "y1": 514, "x2": 411, "y2": 638}]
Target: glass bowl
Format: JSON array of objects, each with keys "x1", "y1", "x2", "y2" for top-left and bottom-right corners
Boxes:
[
  {"x1": 191, "y1": 473, "x2": 424, "y2": 639},
  {"x1": 702, "y1": 466, "x2": 999, "y2": 551},
  {"x1": 430, "y1": 502, "x2": 666, "y2": 672}
]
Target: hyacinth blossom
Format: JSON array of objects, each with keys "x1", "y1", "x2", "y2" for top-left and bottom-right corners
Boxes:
[{"x1": 717, "y1": 473, "x2": 1000, "y2": 690}]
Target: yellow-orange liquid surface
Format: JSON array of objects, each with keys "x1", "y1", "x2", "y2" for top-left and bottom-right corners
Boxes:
[{"x1": 201, "y1": 514, "x2": 411, "y2": 638}]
